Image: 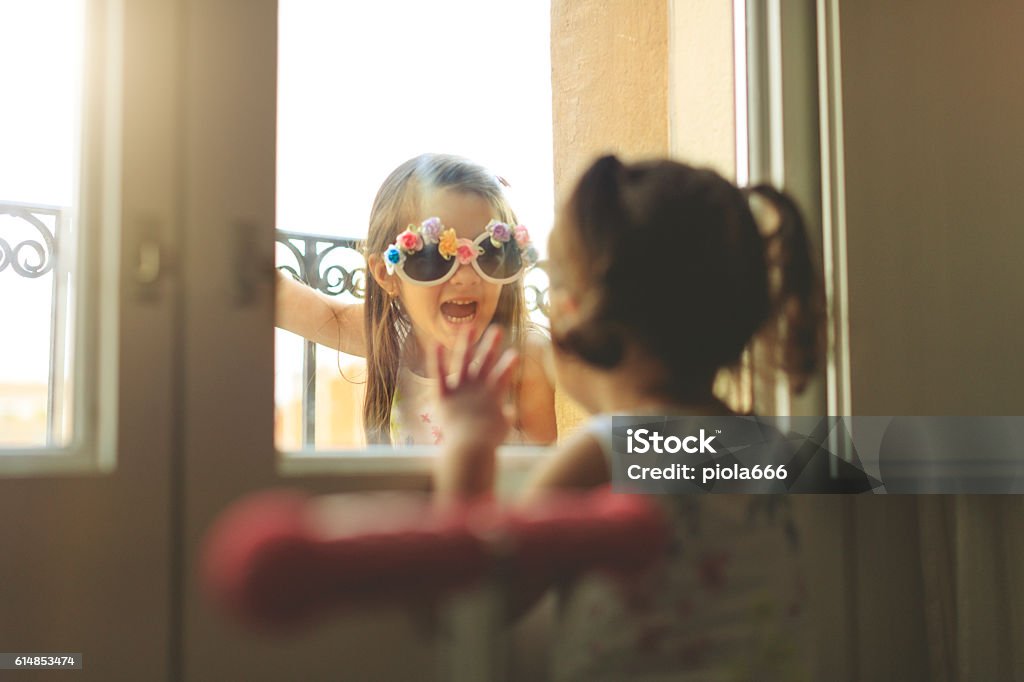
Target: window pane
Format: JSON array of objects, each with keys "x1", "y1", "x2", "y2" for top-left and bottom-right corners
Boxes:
[
  {"x1": 275, "y1": 0, "x2": 553, "y2": 451},
  {"x1": 0, "y1": 0, "x2": 84, "y2": 448}
]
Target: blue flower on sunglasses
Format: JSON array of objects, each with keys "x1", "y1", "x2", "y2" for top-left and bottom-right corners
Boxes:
[{"x1": 384, "y1": 245, "x2": 404, "y2": 274}]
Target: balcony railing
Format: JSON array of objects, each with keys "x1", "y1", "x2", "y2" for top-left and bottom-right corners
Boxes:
[
  {"x1": 0, "y1": 201, "x2": 71, "y2": 446},
  {"x1": 275, "y1": 230, "x2": 550, "y2": 449},
  {"x1": 275, "y1": 230, "x2": 365, "y2": 448},
  {"x1": 1, "y1": 211, "x2": 549, "y2": 450}
]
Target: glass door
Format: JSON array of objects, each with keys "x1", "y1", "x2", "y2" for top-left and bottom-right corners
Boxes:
[
  {"x1": 177, "y1": 1, "x2": 439, "y2": 678},
  {"x1": 0, "y1": 0, "x2": 180, "y2": 677}
]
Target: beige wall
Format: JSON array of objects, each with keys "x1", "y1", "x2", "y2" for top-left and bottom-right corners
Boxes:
[
  {"x1": 551, "y1": 0, "x2": 670, "y2": 198},
  {"x1": 551, "y1": 0, "x2": 738, "y2": 194},
  {"x1": 669, "y1": 0, "x2": 736, "y2": 178},
  {"x1": 551, "y1": 0, "x2": 746, "y2": 415},
  {"x1": 549, "y1": 0, "x2": 671, "y2": 428}
]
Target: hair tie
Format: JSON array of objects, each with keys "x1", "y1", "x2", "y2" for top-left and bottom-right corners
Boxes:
[{"x1": 746, "y1": 190, "x2": 782, "y2": 238}]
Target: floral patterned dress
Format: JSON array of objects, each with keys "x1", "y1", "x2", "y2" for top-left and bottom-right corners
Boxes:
[
  {"x1": 390, "y1": 366, "x2": 526, "y2": 446},
  {"x1": 552, "y1": 415, "x2": 811, "y2": 682}
]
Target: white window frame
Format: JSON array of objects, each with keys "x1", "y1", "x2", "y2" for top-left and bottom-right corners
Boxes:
[
  {"x1": 740, "y1": 0, "x2": 836, "y2": 420},
  {"x1": 0, "y1": 0, "x2": 123, "y2": 475}
]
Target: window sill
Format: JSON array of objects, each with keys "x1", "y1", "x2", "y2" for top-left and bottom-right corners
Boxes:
[
  {"x1": 0, "y1": 450, "x2": 112, "y2": 477},
  {"x1": 277, "y1": 445, "x2": 551, "y2": 494}
]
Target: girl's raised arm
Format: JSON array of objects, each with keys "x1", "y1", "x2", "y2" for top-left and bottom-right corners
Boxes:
[{"x1": 275, "y1": 271, "x2": 367, "y2": 357}]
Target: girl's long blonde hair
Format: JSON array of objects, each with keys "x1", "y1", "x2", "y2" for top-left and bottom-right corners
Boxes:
[{"x1": 362, "y1": 154, "x2": 530, "y2": 444}]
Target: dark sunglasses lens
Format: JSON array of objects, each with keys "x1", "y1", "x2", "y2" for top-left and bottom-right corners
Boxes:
[
  {"x1": 476, "y1": 239, "x2": 522, "y2": 280},
  {"x1": 401, "y1": 244, "x2": 454, "y2": 283}
]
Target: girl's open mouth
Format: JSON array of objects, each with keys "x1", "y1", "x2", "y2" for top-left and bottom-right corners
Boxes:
[{"x1": 440, "y1": 299, "x2": 478, "y2": 324}]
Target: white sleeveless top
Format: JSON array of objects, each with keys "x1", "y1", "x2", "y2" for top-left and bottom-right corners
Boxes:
[
  {"x1": 389, "y1": 366, "x2": 526, "y2": 446},
  {"x1": 552, "y1": 414, "x2": 812, "y2": 682}
]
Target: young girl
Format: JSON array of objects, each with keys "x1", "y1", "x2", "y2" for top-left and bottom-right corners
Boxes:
[
  {"x1": 434, "y1": 156, "x2": 822, "y2": 680},
  {"x1": 276, "y1": 153, "x2": 557, "y2": 445}
]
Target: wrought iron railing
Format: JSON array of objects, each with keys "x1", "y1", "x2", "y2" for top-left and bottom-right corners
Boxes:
[
  {"x1": 1, "y1": 212, "x2": 549, "y2": 450},
  {"x1": 0, "y1": 201, "x2": 71, "y2": 446},
  {"x1": 275, "y1": 231, "x2": 365, "y2": 448},
  {"x1": 274, "y1": 230, "x2": 550, "y2": 448}
]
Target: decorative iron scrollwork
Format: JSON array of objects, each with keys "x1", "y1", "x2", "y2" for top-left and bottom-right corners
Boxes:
[
  {"x1": 275, "y1": 231, "x2": 366, "y2": 299},
  {"x1": 523, "y1": 262, "x2": 551, "y2": 320},
  {"x1": 0, "y1": 204, "x2": 59, "y2": 279}
]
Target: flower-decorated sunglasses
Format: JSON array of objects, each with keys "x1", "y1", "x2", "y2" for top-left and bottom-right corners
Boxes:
[{"x1": 383, "y1": 217, "x2": 539, "y2": 286}]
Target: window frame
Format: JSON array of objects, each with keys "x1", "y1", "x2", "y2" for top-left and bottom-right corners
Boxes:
[
  {"x1": 0, "y1": 0, "x2": 123, "y2": 474},
  {"x1": 271, "y1": 0, "x2": 558, "y2": 461},
  {"x1": 250, "y1": 0, "x2": 837, "y2": 481},
  {"x1": 740, "y1": 0, "x2": 833, "y2": 419}
]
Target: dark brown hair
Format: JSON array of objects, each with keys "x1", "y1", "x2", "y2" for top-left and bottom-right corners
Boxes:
[
  {"x1": 552, "y1": 155, "x2": 822, "y2": 401},
  {"x1": 362, "y1": 154, "x2": 529, "y2": 444}
]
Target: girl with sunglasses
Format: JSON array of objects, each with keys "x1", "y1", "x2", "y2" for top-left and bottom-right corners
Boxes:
[
  {"x1": 277, "y1": 153, "x2": 557, "y2": 446},
  {"x1": 434, "y1": 156, "x2": 822, "y2": 680}
]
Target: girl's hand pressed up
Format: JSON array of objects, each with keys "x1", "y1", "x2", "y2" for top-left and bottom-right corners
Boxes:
[
  {"x1": 433, "y1": 326, "x2": 519, "y2": 451},
  {"x1": 432, "y1": 326, "x2": 519, "y2": 502}
]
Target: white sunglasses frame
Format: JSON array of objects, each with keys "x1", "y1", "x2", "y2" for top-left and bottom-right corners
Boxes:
[{"x1": 392, "y1": 231, "x2": 528, "y2": 287}]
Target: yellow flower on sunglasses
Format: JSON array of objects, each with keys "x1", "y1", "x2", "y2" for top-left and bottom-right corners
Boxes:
[{"x1": 437, "y1": 228, "x2": 459, "y2": 260}]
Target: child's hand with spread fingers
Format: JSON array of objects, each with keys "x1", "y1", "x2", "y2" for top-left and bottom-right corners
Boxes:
[{"x1": 432, "y1": 326, "x2": 519, "y2": 502}]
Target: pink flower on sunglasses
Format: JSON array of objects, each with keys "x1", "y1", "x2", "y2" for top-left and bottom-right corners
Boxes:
[
  {"x1": 513, "y1": 224, "x2": 530, "y2": 247},
  {"x1": 456, "y1": 242, "x2": 480, "y2": 265},
  {"x1": 396, "y1": 228, "x2": 423, "y2": 253}
]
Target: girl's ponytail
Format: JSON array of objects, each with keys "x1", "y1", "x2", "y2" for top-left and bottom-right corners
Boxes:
[
  {"x1": 570, "y1": 155, "x2": 628, "y2": 258},
  {"x1": 746, "y1": 185, "x2": 824, "y2": 393}
]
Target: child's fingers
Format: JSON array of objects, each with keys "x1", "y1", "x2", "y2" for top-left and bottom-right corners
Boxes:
[
  {"x1": 486, "y1": 350, "x2": 520, "y2": 394},
  {"x1": 469, "y1": 326, "x2": 504, "y2": 381},
  {"x1": 433, "y1": 343, "x2": 449, "y2": 397},
  {"x1": 448, "y1": 326, "x2": 472, "y2": 388}
]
